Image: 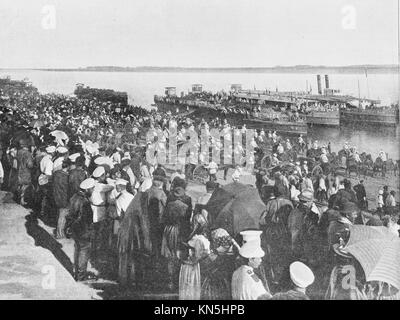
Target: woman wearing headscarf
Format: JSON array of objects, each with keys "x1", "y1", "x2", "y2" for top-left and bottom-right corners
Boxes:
[
  {"x1": 200, "y1": 228, "x2": 238, "y2": 300},
  {"x1": 178, "y1": 215, "x2": 210, "y2": 300}
]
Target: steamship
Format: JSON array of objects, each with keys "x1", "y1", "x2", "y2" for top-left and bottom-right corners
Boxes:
[{"x1": 154, "y1": 84, "x2": 308, "y2": 136}]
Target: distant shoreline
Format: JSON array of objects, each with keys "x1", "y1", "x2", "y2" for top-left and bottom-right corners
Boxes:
[{"x1": 0, "y1": 65, "x2": 398, "y2": 74}]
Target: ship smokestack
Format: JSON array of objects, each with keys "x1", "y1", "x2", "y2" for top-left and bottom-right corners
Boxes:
[
  {"x1": 325, "y1": 75, "x2": 330, "y2": 89},
  {"x1": 317, "y1": 75, "x2": 322, "y2": 94}
]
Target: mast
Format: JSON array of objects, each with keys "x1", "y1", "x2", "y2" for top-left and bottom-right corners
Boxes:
[
  {"x1": 398, "y1": 0, "x2": 400, "y2": 106},
  {"x1": 358, "y1": 79, "x2": 361, "y2": 108}
]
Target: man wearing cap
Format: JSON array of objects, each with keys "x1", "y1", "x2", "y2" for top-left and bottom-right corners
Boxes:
[
  {"x1": 68, "y1": 155, "x2": 87, "y2": 197},
  {"x1": 53, "y1": 159, "x2": 70, "y2": 238},
  {"x1": 53, "y1": 146, "x2": 69, "y2": 172},
  {"x1": 113, "y1": 179, "x2": 134, "y2": 240},
  {"x1": 38, "y1": 145, "x2": 56, "y2": 219},
  {"x1": 91, "y1": 166, "x2": 114, "y2": 260},
  {"x1": 121, "y1": 157, "x2": 136, "y2": 194},
  {"x1": 287, "y1": 189, "x2": 317, "y2": 261},
  {"x1": 232, "y1": 231, "x2": 272, "y2": 300},
  {"x1": 294, "y1": 161, "x2": 302, "y2": 177},
  {"x1": 67, "y1": 178, "x2": 96, "y2": 281},
  {"x1": 273, "y1": 261, "x2": 314, "y2": 300},
  {"x1": 16, "y1": 140, "x2": 34, "y2": 206},
  {"x1": 271, "y1": 154, "x2": 280, "y2": 167},
  {"x1": 326, "y1": 200, "x2": 358, "y2": 252},
  {"x1": 353, "y1": 180, "x2": 367, "y2": 209}
]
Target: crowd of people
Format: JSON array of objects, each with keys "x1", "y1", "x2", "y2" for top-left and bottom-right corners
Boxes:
[{"x1": 0, "y1": 78, "x2": 399, "y2": 300}]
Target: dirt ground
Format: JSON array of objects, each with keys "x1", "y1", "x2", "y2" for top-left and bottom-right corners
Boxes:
[{"x1": 0, "y1": 192, "x2": 99, "y2": 300}]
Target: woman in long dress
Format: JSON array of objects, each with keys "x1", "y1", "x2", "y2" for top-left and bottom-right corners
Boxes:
[
  {"x1": 161, "y1": 178, "x2": 192, "y2": 290},
  {"x1": 179, "y1": 214, "x2": 210, "y2": 300}
]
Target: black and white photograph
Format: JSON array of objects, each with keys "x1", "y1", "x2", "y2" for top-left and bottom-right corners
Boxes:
[{"x1": 0, "y1": 0, "x2": 399, "y2": 302}]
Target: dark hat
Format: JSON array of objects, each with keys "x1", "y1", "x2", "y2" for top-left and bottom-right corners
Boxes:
[
  {"x1": 340, "y1": 201, "x2": 359, "y2": 214},
  {"x1": 153, "y1": 175, "x2": 166, "y2": 183},
  {"x1": 121, "y1": 158, "x2": 131, "y2": 167},
  {"x1": 205, "y1": 181, "x2": 217, "y2": 191},
  {"x1": 173, "y1": 177, "x2": 187, "y2": 190}
]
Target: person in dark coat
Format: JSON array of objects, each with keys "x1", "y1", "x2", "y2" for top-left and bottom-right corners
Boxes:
[
  {"x1": 68, "y1": 155, "x2": 87, "y2": 198},
  {"x1": 53, "y1": 160, "x2": 70, "y2": 238},
  {"x1": 146, "y1": 177, "x2": 167, "y2": 260},
  {"x1": 67, "y1": 178, "x2": 95, "y2": 281},
  {"x1": 16, "y1": 143, "x2": 33, "y2": 205},
  {"x1": 161, "y1": 177, "x2": 193, "y2": 290},
  {"x1": 353, "y1": 180, "x2": 367, "y2": 209},
  {"x1": 333, "y1": 179, "x2": 357, "y2": 208}
]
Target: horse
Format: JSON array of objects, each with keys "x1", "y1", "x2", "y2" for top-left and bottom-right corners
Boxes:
[
  {"x1": 346, "y1": 157, "x2": 359, "y2": 177},
  {"x1": 373, "y1": 157, "x2": 386, "y2": 177},
  {"x1": 385, "y1": 159, "x2": 396, "y2": 176}
]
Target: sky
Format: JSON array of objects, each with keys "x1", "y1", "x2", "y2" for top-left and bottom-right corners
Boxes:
[{"x1": 0, "y1": 0, "x2": 398, "y2": 68}]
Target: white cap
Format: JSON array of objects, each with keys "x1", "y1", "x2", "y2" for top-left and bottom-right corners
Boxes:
[
  {"x1": 92, "y1": 166, "x2": 105, "y2": 178},
  {"x1": 94, "y1": 156, "x2": 108, "y2": 166},
  {"x1": 57, "y1": 146, "x2": 68, "y2": 154},
  {"x1": 379, "y1": 190, "x2": 383, "y2": 195},
  {"x1": 295, "y1": 161, "x2": 300, "y2": 165},
  {"x1": 46, "y1": 146, "x2": 56, "y2": 153},
  {"x1": 115, "y1": 178, "x2": 128, "y2": 186},
  {"x1": 239, "y1": 230, "x2": 264, "y2": 258},
  {"x1": 289, "y1": 261, "x2": 315, "y2": 288},
  {"x1": 80, "y1": 178, "x2": 95, "y2": 190},
  {"x1": 69, "y1": 153, "x2": 80, "y2": 162}
]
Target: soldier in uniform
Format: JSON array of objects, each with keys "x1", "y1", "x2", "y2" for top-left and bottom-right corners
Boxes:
[
  {"x1": 232, "y1": 231, "x2": 272, "y2": 300},
  {"x1": 67, "y1": 178, "x2": 96, "y2": 281}
]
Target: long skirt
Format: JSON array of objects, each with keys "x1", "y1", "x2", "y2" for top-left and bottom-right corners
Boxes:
[
  {"x1": 179, "y1": 262, "x2": 201, "y2": 300},
  {"x1": 161, "y1": 225, "x2": 180, "y2": 259}
]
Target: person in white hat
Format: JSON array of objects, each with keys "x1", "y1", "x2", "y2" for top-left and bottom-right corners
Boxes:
[
  {"x1": 40, "y1": 146, "x2": 56, "y2": 179},
  {"x1": 90, "y1": 166, "x2": 114, "y2": 260},
  {"x1": 113, "y1": 179, "x2": 134, "y2": 236},
  {"x1": 294, "y1": 161, "x2": 302, "y2": 177},
  {"x1": 68, "y1": 155, "x2": 88, "y2": 197},
  {"x1": 377, "y1": 189, "x2": 384, "y2": 211},
  {"x1": 231, "y1": 231, "x2": 271, "y2": 300},
  {"x1": 288, "y1": 261, "x2": 314, "y2": 298},
  {"x1": 53, "y1": 146, "x2": 69, "y2": 172},
  {"x1": 68, "y1": 178, "x2": 96, "y2": 281},
  {"x1": 231, "y1": 168, "x2": 241, "y2": 182},
  {"x1": 68, "y1": 153, "x2": 81, "y2": 163}
]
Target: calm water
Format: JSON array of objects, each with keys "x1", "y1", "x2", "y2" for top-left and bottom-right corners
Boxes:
[{"x1": 1, "y1": 70, "x2": 399, "y2": 159}]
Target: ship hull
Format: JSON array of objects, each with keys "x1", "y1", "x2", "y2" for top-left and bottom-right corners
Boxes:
[
  {"x1": 340, "y1": 110, "x2": 399, "y2": 127},
  {"x1": 154, "y1": 100, "x2": 307, "y2": 135},
  {"x1": 306, "y1": 111, "x2": 340, "y2": 127}
]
